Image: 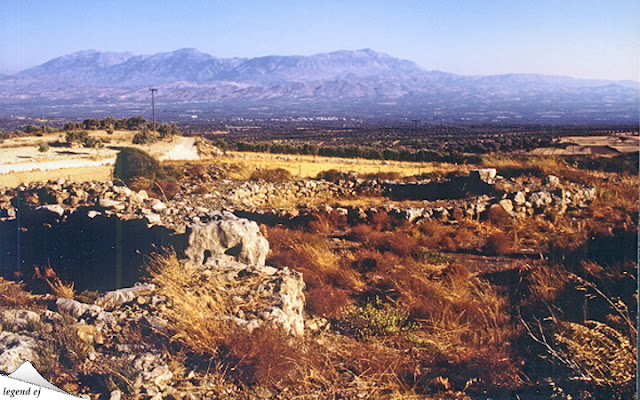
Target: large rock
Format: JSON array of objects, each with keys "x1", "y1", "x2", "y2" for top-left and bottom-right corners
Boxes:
[
  {"x1": 56, "y1": 298, "x2": 104, "y2": 320},
  {"x1": 470, "y1": 168, "x2": 497, "y2": 183},
  {"x1": 203, "y1": 259, "x2": 305, "y2": 336},
  {"x1": 0, "y1": 310, "x2": 40, "y2": 332},
  {"x1": 184, "y1": 211, "x2": 269, "y2": 266},
  {"x1": 0, "y1": 332, "x2": 39, "y2": 374}
]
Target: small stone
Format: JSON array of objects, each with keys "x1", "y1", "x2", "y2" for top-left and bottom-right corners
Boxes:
[{"x1": 543, "y1": 175, "x2": 560, "y2": 187}]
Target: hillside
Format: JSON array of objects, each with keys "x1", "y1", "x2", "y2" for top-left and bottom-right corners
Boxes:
[{"x1": 0, "y1": 49, "x2": 637, "y2": 123}]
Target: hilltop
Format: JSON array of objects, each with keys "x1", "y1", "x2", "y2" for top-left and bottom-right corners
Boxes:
[{"x1": 0, "y1": 49, "x2": 637, "y2": 124}]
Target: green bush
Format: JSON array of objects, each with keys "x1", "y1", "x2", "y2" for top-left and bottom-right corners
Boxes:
[
  {"x1": 38, "y1": 143, "x2": 50, "y2": 153},
  {"x1": 114, "y1": 148, "x2": 163, "y2": 185},
  {"x1": 340, "y1": 297, "x2": 413, "y2": 338},
  {"x1": 65, "y1": 130, "x2": 89, "y2": 145},
  {"x1": 114, "y1": 148, "x2": 183, "y2": 188},
  {"x1": 132, "y1": 127, "x2": 158, "y2": 145},
  {"x1": 83, "y1": 136, "x2": 103, "y2": 149}
]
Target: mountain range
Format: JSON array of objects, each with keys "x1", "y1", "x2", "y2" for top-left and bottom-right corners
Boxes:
[{"x1": 0, "y1": 48, "x2": 637, "y2": 123}]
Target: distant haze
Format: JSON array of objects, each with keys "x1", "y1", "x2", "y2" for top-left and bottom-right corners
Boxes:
[
  {"x1": 0, "y1": 48, "x2": 637, "y2": 124},
  {"x1": 0, "y1": 1, "x2": 638, "y2": 81}
]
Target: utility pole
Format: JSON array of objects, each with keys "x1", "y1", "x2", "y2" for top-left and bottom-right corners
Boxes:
[
  {"x1": 149, "y1": 88, "x2": 158, "y2": 132},
  {"x1": 412, "y1": 119, "x2": 420, "y2": 147}
]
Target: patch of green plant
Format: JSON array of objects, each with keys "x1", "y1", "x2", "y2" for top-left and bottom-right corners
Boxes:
[
  {"x1": 38, "y1": 143, "x2": 50, "y2": 153},
  {"x1": 412, "y1": 248, "x2": 456, "y2": 265},
  {"x1": 114, "y1": 148, "x2": 182, "y2": 186},
  {"x1": 340, "y1": 297, "x2": 413, "y2": 339},
  {"x1": 65, "y1": 130, "x2": 89, "y2": 145},
  {"x1": 132, "y1": 127, "x2": 158, "y2": 144}
]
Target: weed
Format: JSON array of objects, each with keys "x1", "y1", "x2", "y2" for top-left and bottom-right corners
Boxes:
[
  {"x1": 340, "y1": 297, "x2": 413, "y2": 338},
  {"x1": 46, "y1": 276, "x2": 75, "y2": 299},
  {"x1": 412, "y1": 249, "x2": 456, "y2": 265},
  {"x1": 249, "y1": 168, "x2": 292, "y2": 183}
]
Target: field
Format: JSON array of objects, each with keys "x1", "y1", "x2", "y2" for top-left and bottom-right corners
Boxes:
[{"x1": 0, "y1": 126, "x2": 637, "y2": 399}]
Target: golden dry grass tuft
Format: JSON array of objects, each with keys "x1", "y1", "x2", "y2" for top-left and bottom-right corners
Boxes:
[
  {"x1": 46, "y1": 276, "x2": 75, "y2": 299},
  {"x1": 553, "y1": 320, "x2": 636, "y2": 390},
  {"x1": 0, "y1": 277, "x2": 38, "y2": 310},
  {"x1": 146, "y1": 251, "x2": 231, "y2": 355}
]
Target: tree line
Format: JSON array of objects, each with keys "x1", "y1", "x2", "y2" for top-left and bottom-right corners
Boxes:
[{"x1": 231, "y1": 141, "x2": 482, "y2": 164}]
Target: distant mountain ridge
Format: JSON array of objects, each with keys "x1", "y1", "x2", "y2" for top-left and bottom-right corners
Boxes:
[{"x1": 0, "y1": 48, "x2": 637, "y2": 123}]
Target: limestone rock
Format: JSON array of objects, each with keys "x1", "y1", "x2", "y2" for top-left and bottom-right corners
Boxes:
[
  {"x1": 497, "y1": 199, "x2": 514, "y2": 215},
  {"x1": 543, "y1": 175, "x2": 561, "y2": 187},
  {"x1": 132, "y1": 353, "x2": 174, "y2": 395},
  {"x1": 98, "y1": 199, "x2": 125, "y2": 211},
  {"x1": 56, "y1": 298, "x2": 104, "y2": 320},
  {"x1": 0, "y1": 332, "x2": 38, "y2": 374},
  {"x1": 470, "y1": 168, "x2": 497, "y2": 183},
  {"x1": 95, "y1": 283, "x2": 155, "y2": 311},
  {"x1": 184, "y1": 211, "x2": 269, "y2": 266},
  {"x1": 510, "y1": 191, "x2": 527, "y2": 206},
  {"x1": 529, "y1": 191, "x2": 553, "y2": 210},
  {"x1": 203, "y1": 259, "x2": 305, "y2": 336},
  {"x1": 0, "y1": 310, "x2": 40, "y2": 332}
]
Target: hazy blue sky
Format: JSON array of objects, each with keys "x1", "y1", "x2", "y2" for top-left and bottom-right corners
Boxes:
[{"x1": 1, "y1": 0, "x2": 638, "y2": 80}]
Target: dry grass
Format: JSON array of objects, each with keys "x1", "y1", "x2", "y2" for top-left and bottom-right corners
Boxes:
[
  {"x1": 0, "y1": 277, "x2": 39, "y2": 310},
  {"x1": 204, "y1": 151, "x2": 467, "y2": 180},
  {"x1": 267, "y1": 227, "x2": 362, "y2": 292},
  {"x1": 146, "y1": 251, "x2": 231, "y2": 355},
  {"x1": 46, "y1": 276, "x2": 75, "y2": 299},
  {"x1": 553, "y1": 320, "x2": 635, "y2": 391}
]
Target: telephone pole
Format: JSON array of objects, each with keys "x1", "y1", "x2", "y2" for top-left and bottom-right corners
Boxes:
[
  {"x1": 149, "y1": 88, "x2": 158, "y2": 132},
  {"x1": 412, "y1": 119, "x2": 420, "y2": 147}
]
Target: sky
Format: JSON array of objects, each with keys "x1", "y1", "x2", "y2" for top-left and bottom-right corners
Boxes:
[{"x1": 1, "y1": 0, "x2": 638, "y2": 81}]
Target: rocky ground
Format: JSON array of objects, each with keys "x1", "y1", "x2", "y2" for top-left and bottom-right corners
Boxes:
[{"x1": 0, "y1": 142, "x2": 629, "y2": 399}]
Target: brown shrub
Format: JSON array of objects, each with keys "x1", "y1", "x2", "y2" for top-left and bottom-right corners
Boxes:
[
  {"x1": 524, "y1": 263, "x2": 570, "y2": 303},
  {"x1": 266, "y1": 227, "x2": 361, "y2": 291},
  {"x1": 415, "y1": 220, "x2": 457, "y2": 249},
  {"x1": 363, "y1": 171, "x2": 401, "y2": 181},
  {"x1": 483, "y1": 232, "x2": 513, "y2": 256},
  {"x1": 486, "y1": 205, "x2": 512, "y2": 227},
  {"x1": 249, "y1": 168, "x2": 292, "y2": 183},
  {"x1": 347, "y1": 225, "x2": 420, "y2": 258},
  {"x1": 368, "y1": 210, "x2": 392, "y2": 231},
  {"x1": 221, "y1": 326, "x2": 302, "y2": 386},
  {"x1": 328, "y1": 336, "x2": 418, "y2": 394},
  {"x1": 316, "y1": 169, "x2": 342, "y2": 182},
  {"x1": 149, "y1": 181, "x2": 181, "y2": 200},
  {"x1": 350, "y1": 248, "x2": 400, "y2": 275},
  {"x1": 306, "y1": 210, "x2": 346, "y2": 234},
  {"x1": 306, "y1": 286, "x2": 352, "y2": 318},
  {"x1": 191, "y1": 184, "x2": 211, "y2": 194},
  {"x1": 188, "y1": 163, "x2": 208, "y2": 178}
]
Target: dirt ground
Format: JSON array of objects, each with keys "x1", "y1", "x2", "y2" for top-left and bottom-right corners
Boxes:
[
  {"x1": 530, "y1": 132, "x2": 639, "y2": 155},
  {"x1": 0, "y1": 131, "x2": 460, "y2": 187},
  {"x1": 0, "y1": 131, "x2": 198, "y2": 187}
]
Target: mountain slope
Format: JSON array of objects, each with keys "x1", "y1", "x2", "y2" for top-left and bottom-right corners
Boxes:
[{"x1": 0, "y1": 49, "x2": 637, "y2": 123}]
